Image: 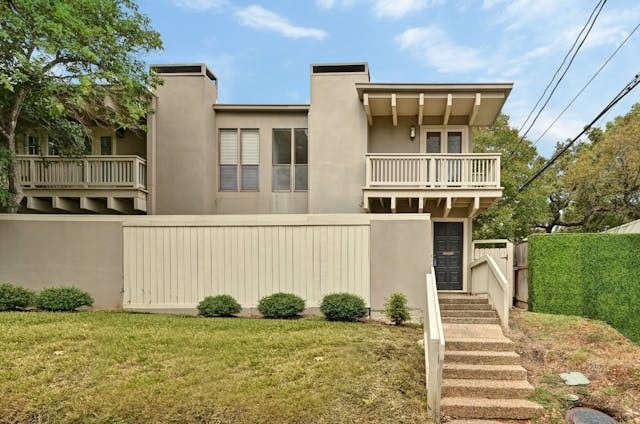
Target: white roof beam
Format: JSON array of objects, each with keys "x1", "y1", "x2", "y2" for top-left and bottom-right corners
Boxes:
[
  {"x1": 443, "y1": 197, "x2": 452, "y2": 218},
  {"x1": 469, "y1": 92, "x2": 482, "y2": 126},
  {"x1": 363, "y1": 93, "x2": 372, "y2": 126},
  {"x1": 418, "y1": 93, "x2": 424, "y2": 126},
  {"x1": 391, "y1": 93, "x2": 397, "y2": 127},
  {"x1": 443, "y1": 93, "x2": 452, "y2": 126},
  {"x1": 468, "y1": 197, "x2": 480, "y2": 218}
]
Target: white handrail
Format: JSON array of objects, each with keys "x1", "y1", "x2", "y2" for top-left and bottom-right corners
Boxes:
[
  {"x1": 425, "y1": 266, "x2": 445, "y2": 422},
  {"x1": 469, "y1": 255, "x2": 510, "y2": 329}
]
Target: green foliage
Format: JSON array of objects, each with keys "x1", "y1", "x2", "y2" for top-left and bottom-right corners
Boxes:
[
  {"x1": 257, "y1": 293, "x2": 305, "y2": 319},
  {"x1": 35, "y1": 287, "x2": 94, "y2": 312},
  {"x1": 0, "y1": 283, "x2": 35, "y2": 311},
  {"x1": 384, "y1": 293, "x2": 410, "y2": 325},
  {"x1": 197, "y1": 295, "x2": 242, "y2": 317},
  {"x1": 0, "y1": 0, "x2": 162, "y2": 204},
  {"x1": 529, "y1": 234, "x2": 640, "y2": 343},
  {"x1": 0, "y1": 146, "x2": 12, "y2": 210},
  {"x1": 320, "y1": 293, "x2": 368, "y2": 322},
  {"x1": 473, "y1": 114, "x2": 549, "y2": 241}
]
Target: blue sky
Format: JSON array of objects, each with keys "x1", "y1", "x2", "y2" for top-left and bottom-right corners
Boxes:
[{"x1": 137, "y1": 0, "x2": 640, "y2": 157}]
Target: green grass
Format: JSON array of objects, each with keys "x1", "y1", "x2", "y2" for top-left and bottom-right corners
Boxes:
[{"x1": 0, "y1": 312, "x2": 429, "y2": 424}]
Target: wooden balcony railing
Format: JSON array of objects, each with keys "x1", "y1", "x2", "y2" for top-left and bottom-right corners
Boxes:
[
  {"x1": 16, "y1": 155, "x2": 147, "y2": 190},
  {"x1": 365, "y1": 154, "x2": 500, "y2": 189}
]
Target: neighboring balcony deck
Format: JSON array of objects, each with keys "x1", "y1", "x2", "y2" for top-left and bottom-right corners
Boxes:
[
  {"x1": 17, "y1": 155, "x2": 147, "y2": 213},
  {"x1": 363, "y1": 153, "x2": 502, "y2": 217}
]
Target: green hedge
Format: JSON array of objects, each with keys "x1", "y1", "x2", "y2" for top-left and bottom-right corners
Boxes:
[{"x1": 529, "y1": 233, "x2": 640, "y2": 343}]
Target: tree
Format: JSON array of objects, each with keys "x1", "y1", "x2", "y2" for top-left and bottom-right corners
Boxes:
[
  {"x1": 564, "y1": 103, "x2": 640, "y2": 231},
  {"x1": 0, "y1": 0, "x2": 162, "y2": 209},
  {"x1": 472, "y1": 114, "x2": 549, "y2": 241}
]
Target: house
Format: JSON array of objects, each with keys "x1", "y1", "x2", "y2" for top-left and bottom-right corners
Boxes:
[{"x1": 13, "y1": 62, "x2": 512, "y2": 295}]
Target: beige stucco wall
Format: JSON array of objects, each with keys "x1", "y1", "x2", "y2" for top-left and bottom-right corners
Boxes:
[
  {"x1": 370, "y1": 217, "x2": 431, "y2": 311},
  {"x1": 153, "y1": 73, "x2": 217, "y2": 214},
  {"x1": 368, "y1": 116, "x2": 420, "y2": 153},
  {"x1": 308, "y1": 70, "x2": 370, "y2": 213},
  {"x1": 115, "y1": 130, "x2": 146, "y2": 157},
  {"x1": 0, "y1": 217, "x2": 124, "y2": 309},
  {"x1": 214, "y1": 111, "x2": 309, "y2": 214}
]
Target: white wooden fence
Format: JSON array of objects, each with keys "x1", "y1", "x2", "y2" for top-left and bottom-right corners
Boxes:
[
  {"x1": 472, "y1": 239, "x2": 514, "y2": 302},
  {"x1": 123, "y1": 215, "x2": 372, "y2": 310}
]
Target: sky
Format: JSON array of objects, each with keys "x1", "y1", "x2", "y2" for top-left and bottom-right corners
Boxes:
[{"x1": 137, "y1": 0, "x2": 640, "y2": 157}]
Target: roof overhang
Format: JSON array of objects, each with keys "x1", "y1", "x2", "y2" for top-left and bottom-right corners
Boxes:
[{"x1": 356, "y1": 83, "x2": 513, "y2": 127}]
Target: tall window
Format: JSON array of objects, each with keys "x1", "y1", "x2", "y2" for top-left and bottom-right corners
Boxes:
[
  {"x1": 27, "y1": 135, "x2": 40, "y2": 155},
  {"x1": 219, "y1": 128, "x2": 259, "y2": 192},
  {"x1": 100, "y1": 136, "x2": 113, "y2": 155},
  {"x1": 272, "y1": 128, "x2": 308, "y2": 192}
]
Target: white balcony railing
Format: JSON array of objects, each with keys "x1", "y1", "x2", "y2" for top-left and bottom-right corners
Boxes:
[
  {"x1": 365, "y1": 153, "x2": 500, "y2": 189},
  {"x1": 16, "y1": 155, "x2": 146, "y2": 190}
]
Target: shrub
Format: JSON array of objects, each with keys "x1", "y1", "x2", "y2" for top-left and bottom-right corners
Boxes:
[
  {"x1": 257, "y1": 292, "x2": 305, "y2": 319},
  {"x1": 0, "y1": 283, "x2": 35, "y2": 311},
  {"x1": 35, "y1": 287, "x2": 94, "y2": 312},
  {"x1": 197, "y1": 295, "x2": 242, "y2": 317},
  {"x1": 320, "y1": 293, "x2": 367, "y2": 322},
  {"x1": 384, "y1": 293, "x2": 410, "y2": 325},
  {"x1": 529, "y1": 233, "x2": 640, "y2": 343}
]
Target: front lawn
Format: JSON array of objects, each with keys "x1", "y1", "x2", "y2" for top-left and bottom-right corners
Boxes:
[{"x1": 0, "y1": 312, "x2": 429, "y2": 424}]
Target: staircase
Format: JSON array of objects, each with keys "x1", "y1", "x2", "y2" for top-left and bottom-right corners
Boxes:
[{"x1": 438, "y1": 294, "x2": 542, "y2": 422}]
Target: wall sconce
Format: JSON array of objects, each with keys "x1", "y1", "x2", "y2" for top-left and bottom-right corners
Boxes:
[{"x1": 409, "y1": 126, "x2": 416, "y2": 141}]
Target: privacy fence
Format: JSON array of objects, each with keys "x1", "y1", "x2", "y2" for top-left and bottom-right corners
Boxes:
[
  {"x1": 528, "y1": 233, "x2": 640, "y2": 343},
  {"x1": 0, "y1": 214, "x2": 430, "y2": 313}
]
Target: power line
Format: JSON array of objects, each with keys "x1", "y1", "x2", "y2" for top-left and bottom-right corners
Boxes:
[
  {"x1": 531, "y1": 21, "x2": 640, "y2": 147},
  {"x1": 506, "y1": 0, "x2": 607, "y2": 160},
  {"x1": 518, "y1": 72, "x2": 640, "y2": 193}
]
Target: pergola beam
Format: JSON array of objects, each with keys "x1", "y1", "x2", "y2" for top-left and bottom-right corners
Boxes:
[
  {"x1": 391, "y1": 93, "x2": 397, "y2": 127},
  {"x1": 363, "y1": 93, "x2": 373, "y2": 126},
  {"x1": 80, "y1": 197, "x2": 108, "y2": 213},
  {"x1": 443, "y1": 197, "x2": 452, "y2": 218},
  {"x1": 418, "y1": 93, "x2": 424, "y2": 126},
  {"x1": 443, "y1": 93, "x2": 452, "y2": 126},
  {"x1": 107, "y1": 197, "x2": 130, "y2": 214},
  {"x1": 390, "y1": 196, "x2": 396, "y2": 213},
  {"x1": 52, "y1": 196, "x2": 81, "y2": 213},
  {"x1": 469, "y1": 92, "x2": 481, "y2": 125},
  {"x1": 27, "y1": 197, "x2": 54, "y2": 212}
]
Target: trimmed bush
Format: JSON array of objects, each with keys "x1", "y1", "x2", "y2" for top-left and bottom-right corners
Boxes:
[
  {"x1": 0, "y1": 283, "x2": 35, "y2": 311},
  {"x1": 320, "y1": 293, "x2": 367, "y2": 322},
  {"x1": 529, "y1": 233, "x2": 640, "y2": 344},
  {"x1": 198, "y1": 295, "x2": 242, "y2": 317},
  {"x1": 257, "y1": 292, "x2": 305, "y2": 319},
  {"x1": 35, "y1": 287, "x2": 94, "y2": 312},
  {"x1": 384, "y1": 293, "x2": 410, "y2": 325}
]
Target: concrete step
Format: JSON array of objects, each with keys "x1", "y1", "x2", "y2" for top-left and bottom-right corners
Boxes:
[
  {"x1": 440, "y1": 303, "x2": 493, "y2": 311},
  {"x1": 441, "y1": 397, "x2": 543, "y2": 420},
  {"x1": 443, "y1": 378, "x2": 534, "y2": 399},
  {"x1": 439, "y1": 295, "x2": 489, "y2": 304},
  {"x1": 443, "y1": 364, "x2": 527, "y2": 380},
  {"x1": 446, "y1": 338, "x2": 515, "y2": 352},
  {"x1": 445, "y1": 350, "x2": 521, "y2": 365},
  {"x1": 441, "y1": 310, "x2": 498, "y2": 318},
  {"x1": 443, "y1": 317, "x2": 502, "y2": 325}
]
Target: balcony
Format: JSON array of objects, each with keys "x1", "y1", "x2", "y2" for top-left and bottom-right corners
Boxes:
[
  {"x1": 363, "y1": 153, "x2": 502, "y2": 216},
  {"x1": 17, "y1": 155, "x2": 147, "y2": 213}
]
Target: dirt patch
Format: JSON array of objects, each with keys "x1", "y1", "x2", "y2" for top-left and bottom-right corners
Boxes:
[{"x1": 507, "y1": 309, "x2": 640, "y2": 423}]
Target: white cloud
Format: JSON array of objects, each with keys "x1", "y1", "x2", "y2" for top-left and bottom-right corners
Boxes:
[
  {"x1": 395, "y1": 26, "x2": 487, "y2": 73},
  {"x1": 373, "y1": 0, "x2": 442, "y2": 18},
  {"x1": 316, "y1": 0, "x2": 337, "y2": 8},
  {"x1": 235, "y1": 5, "x2": 328, "y2": 40},
  {"x1": 172, "y1": 0, "x2": 227, "y2": 11}
]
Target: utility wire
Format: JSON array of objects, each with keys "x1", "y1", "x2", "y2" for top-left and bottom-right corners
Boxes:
[
  {"x1": 518, "y1": 72, "x2": 640, "y2": 193},
  {"x1": 506, "y1": 0, "x2": 607, "y2": 160},
  {"x1": 531, "y1": 21, "x2": 640, "y2": 147}
]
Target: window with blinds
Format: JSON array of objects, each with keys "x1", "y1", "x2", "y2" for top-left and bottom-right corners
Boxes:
[{"x1": 219, "y1": 129, "x2": 259, "y2": 192}]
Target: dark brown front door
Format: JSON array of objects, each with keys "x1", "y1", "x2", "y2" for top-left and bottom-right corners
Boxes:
[{"x1": 434, "y1": 222, "x2": 463, "y2": 290}]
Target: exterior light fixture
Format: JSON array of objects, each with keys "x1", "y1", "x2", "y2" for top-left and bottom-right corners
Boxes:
[{"x1": 409, "y1": 125, "x2": 416, "y2": 141}]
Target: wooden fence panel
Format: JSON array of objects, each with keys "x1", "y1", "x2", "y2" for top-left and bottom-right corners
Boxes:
[
  {"x1": 123, "y1": 221, "x2": 371, "y2": 309},
  {"x1": 514, "y1": 241, "x2": 528, "y2": 307}
]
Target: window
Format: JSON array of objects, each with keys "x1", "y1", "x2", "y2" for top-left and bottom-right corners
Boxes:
[
  {"x1": 219, "y1": 128, "x2": 260, "y2": 192},
  {"x1": 422, "y1": 128, "x2": 467, "y2": 153},
  {"x1": 447, "y1": 132, "x2": 462, "y2": 154},
  {"x1": 47, "y1": 137, "x2": 59, "y2": 155},
  {"x1": 272, "y1": 128, "x2": 308, "y2": 192},
  {"x1": 100, "y1": 136, "x2": 113, "y2": 155},
  {"x1": 426, "y1": 132, "x2": 441, "y2": 153},
  {"x1": 27, "y1": 135, "x2": 40, "y2": 155}
]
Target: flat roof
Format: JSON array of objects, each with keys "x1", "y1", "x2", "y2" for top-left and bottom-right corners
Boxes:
[
  {"x1": 214, "y1": 104, "x2": 310, "y2": 112},
  {"x1": 356, "y1": 82, "x2": 513, "y2": 99},
  {"x1": 151, "y1": 64, "x2": 217, "y2": 82}
]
